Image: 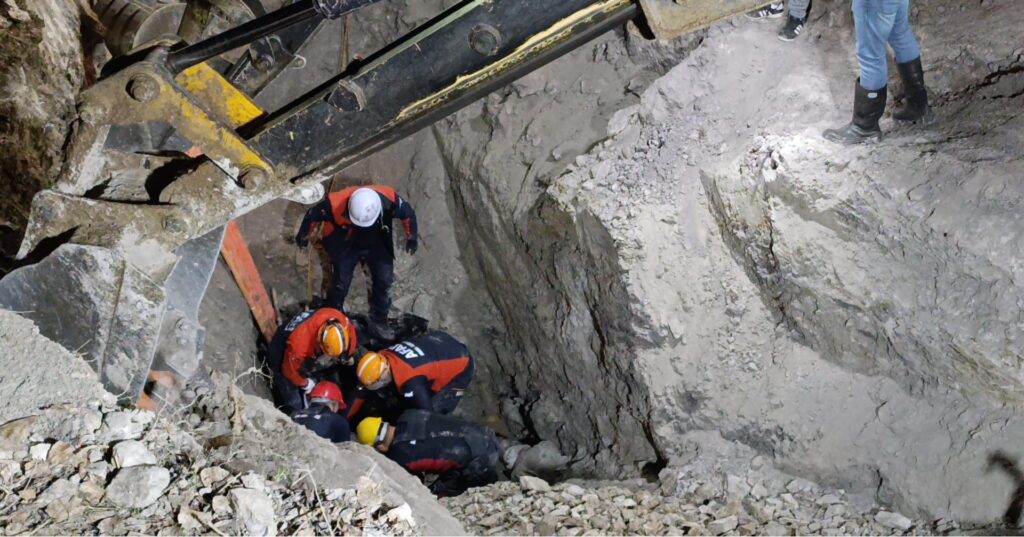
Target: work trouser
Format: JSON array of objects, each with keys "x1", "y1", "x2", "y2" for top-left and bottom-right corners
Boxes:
[
  {"x1": 431, "y1": 457, "x2": 498, "y2": 497},
  {"x1": 852, "y1": 0, "x2": 922, "y2": 90},
  {"x1": 325, "y1": 242, "x2": 394, "y2": 321},
  {"x1": 431, "y1": 358, "x2": 475, "y2": 415},
  {"x1": 429, "y1": 428, "x2": 500, "y2": 497},
  {"x1": 788, "y1": 0, "x2": 811, "y2": 20},
  {"x1": 266, "y1": 329, "x2": 306, "y2": 415}
]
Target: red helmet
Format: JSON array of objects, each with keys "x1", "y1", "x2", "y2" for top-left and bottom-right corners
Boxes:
[{"x1": 309, "y1": 381, "x2": 344, "y2": 406}]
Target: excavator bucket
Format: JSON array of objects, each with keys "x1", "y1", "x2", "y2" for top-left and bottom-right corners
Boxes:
[
  {"x1": 638, "y1": 0, "x2": 773, "y2": 40},
  {"x1": 0, "y1": 227, "x2": 224, "y2": 405}
]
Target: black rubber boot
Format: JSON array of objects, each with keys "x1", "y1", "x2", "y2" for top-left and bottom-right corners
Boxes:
[
  {"x1": 823, "y1": 80, "x2": 887, "y2": 145},
  {"x1": 369, "y1": 317, "x2": 395, "y2": 341},
  {"x1": 892, "y1": 57, "x2": 935, "y2": 124}
]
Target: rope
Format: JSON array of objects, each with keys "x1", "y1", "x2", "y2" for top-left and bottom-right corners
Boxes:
[
  {"x1": 306, "y1": 176, "x2": 337, "y2": 308},
  {"x1": 306, "y1": 17, "x2": 348, "y2": 309}
]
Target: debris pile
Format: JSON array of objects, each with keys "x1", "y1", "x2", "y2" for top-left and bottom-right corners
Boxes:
[
  {"x1": 443, "y1": 474, "x2": 945, "y2": 536},
  {"x1": 0, "y1": 400, "x2": 419, "y2": 536}
]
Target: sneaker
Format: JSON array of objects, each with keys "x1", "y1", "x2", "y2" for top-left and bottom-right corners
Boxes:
[
  {"x1": 745, "y1": 2, "x2": 785, "y2": 19},
  {"x1": 778, "y1": 15, "x2": 805, "y2": 41}
]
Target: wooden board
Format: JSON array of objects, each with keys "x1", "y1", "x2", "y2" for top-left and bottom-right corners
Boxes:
[{"x1": 221, "y1": 220, "x2": 279, "y2": 342}]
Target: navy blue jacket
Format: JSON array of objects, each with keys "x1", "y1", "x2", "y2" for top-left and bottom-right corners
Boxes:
[
  {"x1": 387, "y1": 410, "x2": 499, "y2": 496},
  {"x1": 291, "y1": 403, "x2": 351, "y2": 443}
]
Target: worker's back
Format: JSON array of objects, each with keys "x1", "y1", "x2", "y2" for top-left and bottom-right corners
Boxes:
[
  {"x1": 388, "y1": 409, "x2": 499, "y2": 496},
  {"x1": 383, "y1": 331, "x2": 472, "y2": 391},
  {"x1": 291, "y1": 403, "x2": 352, "y2": 443}
]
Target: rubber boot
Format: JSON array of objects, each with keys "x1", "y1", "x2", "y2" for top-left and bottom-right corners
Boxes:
[
  {"x1": 369, "y1": 317, "x2": 394, "y2": 341},
  {"x1": 823, "y1": 80, "x2": 887, "y2": 145},
  {"x1": 892, "y1": 57, "x2": 935, "y2": 125}
]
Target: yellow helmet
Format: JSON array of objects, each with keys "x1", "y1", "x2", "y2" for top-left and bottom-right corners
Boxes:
[
  {"x1": 318, "y1": 321, "x2": 347, "y2": 359},
  {"x1": 357, "y1": 352, "x2": 392, "y2": 390},
  {"x1": 357, "y1": 417, "x2": 385, "y2": 446}
]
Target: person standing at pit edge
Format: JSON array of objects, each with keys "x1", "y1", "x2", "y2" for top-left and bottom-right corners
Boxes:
[
  {"x1": 296, "y1": 185, "x2": 419, "y2": 339},
  {"x1": 824, "y1": 0, "x2": 934, "y2": 144},
  {"x1": 745, "y1": 0, "x2": 813, "y2": 42}
]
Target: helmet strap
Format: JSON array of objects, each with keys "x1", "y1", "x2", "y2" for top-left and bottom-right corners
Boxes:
[{"x1": 375, "y1": 423, "x2": 389, "y2": 446}]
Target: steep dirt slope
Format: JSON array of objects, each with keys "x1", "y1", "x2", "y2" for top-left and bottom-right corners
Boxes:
[{"x1": 497, "y1": 0, "x2": 1024, "y2": 521}]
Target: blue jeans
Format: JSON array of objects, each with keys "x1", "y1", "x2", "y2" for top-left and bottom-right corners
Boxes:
[
  {"x1": 853, "y1": 0, "x2": 921, "y2": 90},
  {"x1": 789, "y1": 0, "x2": 811, "y2": 20}
]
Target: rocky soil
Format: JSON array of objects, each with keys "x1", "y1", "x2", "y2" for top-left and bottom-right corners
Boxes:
[
  {"x1": 0, "y1": 401, "x2": 422, "y2": 536},
  {"x1": 444, "y1": 472, "x2": 942, "y2": 537},
  {"x1": 0, "y1": 310, "x2": 464, "y2": 535},
  {"x1": 0, "y1": 0, "x2": 83, "y2": 264}
]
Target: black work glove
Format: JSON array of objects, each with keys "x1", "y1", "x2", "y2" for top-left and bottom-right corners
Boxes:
[
  {"x1": 405, "y1": 238, "x2": 418, "y2": 255},
  {"x1": 295, "y1": 233, "x2": 309, "y2": 248}
]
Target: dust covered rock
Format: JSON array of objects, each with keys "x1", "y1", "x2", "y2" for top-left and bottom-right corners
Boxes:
[
  {"x1": 0, "y1": 310, "x2": 113, "y2": 423},
  {"x1": 110, "y1": 440, "x2": 156, "y2": 468},
  {"x1": 443, "y1": 468, "x2": 944, "y2": 536},
  {"x1": 0, "y1": 318, "x2": 460, "y2": 537},
  {"x1": 0, "y1": 390, "x2": 459, "y2": 535},
  {"x1": 105, "y1": 465, "x2": 170, "y2": 508},
  {"x1": 229, "y1": 487, "x2": 277, "y2": 536},
  {"x1": 0, "y1": 0, "x2": 84, "y2": 261}
]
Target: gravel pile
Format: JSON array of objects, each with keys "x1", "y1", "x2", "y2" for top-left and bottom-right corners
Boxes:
[
  {"x1": 0, "y1": 398, "x2": 419, "y2": 536},
  {"x1": 442, "y1": 474, "x2": 956, "y2": 536}
]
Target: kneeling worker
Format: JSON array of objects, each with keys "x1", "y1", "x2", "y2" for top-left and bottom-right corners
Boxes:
[
  {"x1": 349, "y1": 331, "x2": 474, "y2": 419},
  {"x1": 268, "y1": 308, "x2": 359, "y2": 413},
  {"x1": 291, "y1": 381, "x2": 350, "y2": 442},
  {"x1": 357, "y1": 410, "x2": 499, "y2": 496}
]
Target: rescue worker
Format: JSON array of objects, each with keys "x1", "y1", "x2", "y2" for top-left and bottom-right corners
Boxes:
[
  {"x1": 348, "y1": 330, "x2": 474, "y2": 420},
  {"x1": 295, "y1": 185, "x2": 418, "y2": 338},
  {"x1": 356, "y1": 410, "x2": 500, "y2": 496},
  {"x1": 267, "y1": 308, "x2": 359, "y2": 414},
  {"x1": 290, "y1": 381, "x2": 351, "y2": 442},
  {"x1": 823, "y1": 0, "x2": 933, "y2": 144}
]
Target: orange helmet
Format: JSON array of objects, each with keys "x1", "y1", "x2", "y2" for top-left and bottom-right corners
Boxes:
[
  {"x1": 318, "y1": 320, "x2": 351, "y2": 361},
  {"x1": 357, "y1": 352, "x2": 392, "y2": 390},
  {"x1": 309, "y1": 381, "x2": 344, "y2": 407}
]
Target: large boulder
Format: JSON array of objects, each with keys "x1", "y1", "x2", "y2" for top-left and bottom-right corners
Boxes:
[
  {"x1": 0, "y1": 245, "x2": 166, "y2": 401},
  {"x1": 230, "y1": 392, "x2": 466, "y2": 535},
  {"x1": 0, "y1": 0, "x2": 83, "y2": 261},
  {"x1": 429, "y1": 0, "x2": 1024, "y2": 522},
  {"x1": 0, "y1": 309, "x2": 111, "y2": 424}
]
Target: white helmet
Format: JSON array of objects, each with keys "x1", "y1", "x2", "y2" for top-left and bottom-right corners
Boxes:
[{"x1": 348, "y1": 188, "x2": 382, "y2": 227}]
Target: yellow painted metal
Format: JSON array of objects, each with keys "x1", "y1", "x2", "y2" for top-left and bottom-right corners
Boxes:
[
  {"x1": 99, "y1": 65, "x2": 273, "y2": 178},
  {"x1": 154, "y1": 78, "x2": 269, "y2": 173},
  {"x1": 639, "y1": 0, "x2": 772, "y2": 40},
  {"x1": 396, "y1": 0, "x2": 631, "y2": 122},
  {"x1": 175, "y1": 63, "x2": 265, "y2": 128}
]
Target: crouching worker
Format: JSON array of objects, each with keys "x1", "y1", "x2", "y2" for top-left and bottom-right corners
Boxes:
[
  {"x1": 267, "y1": 308, "x2": 359, "y2": 414},
  {"x1": 349, "y1": 331, "x2": 474, "y2": 419},
  {"x1": 357, "y1": 410, "x2": 499, "y2": 496},
  {"x1": 291, "y1": 382, "x2": 350, "y2": 442}
]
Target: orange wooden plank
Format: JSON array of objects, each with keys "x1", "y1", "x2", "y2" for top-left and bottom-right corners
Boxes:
[
  {"x1": 136, "y1": 393, "x2": 159, "y2": 411},
  {"x1": 221, "y1": 221, "x2": 279, "y2": 342}
]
